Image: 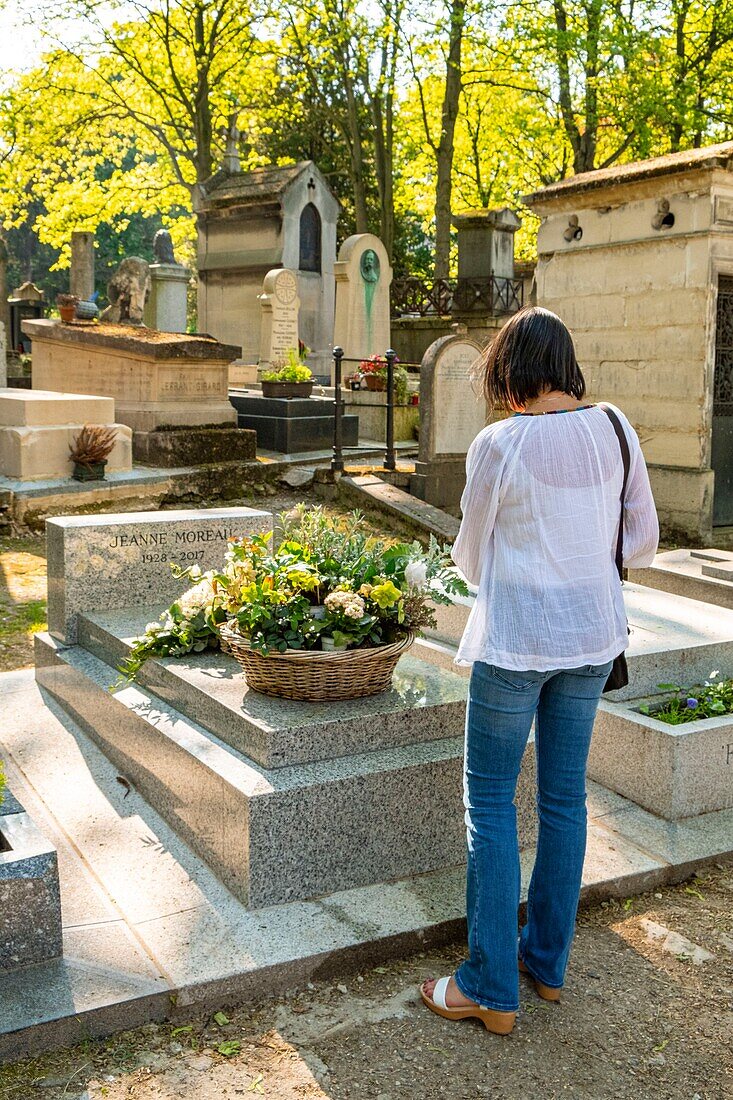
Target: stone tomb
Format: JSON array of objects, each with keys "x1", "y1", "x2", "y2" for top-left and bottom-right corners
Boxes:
[
  {"x1": 0, "y1": 787, "x2": 63, "y2": 972},
  {"x1": 258, "y1": 268, "x2": 300, "y2": 369},
  {"x1": 35, "y1": 506, "x2": 537, "y2": 909},
  {"x1": 0, "y1": 388, "x2": 132, "y2": 481},
  {"x1": 196, "y1": 160, "x2": 339, "y2": 379},
  {"x1": 229, "y1": 391, "x2": 359, "y2": 454},
  {"x1": 23, "y1": 319, "x2": 255, "y2": 466},
  {"x1": 411, "y1": 332, "x2": 486, "y2": 507}
]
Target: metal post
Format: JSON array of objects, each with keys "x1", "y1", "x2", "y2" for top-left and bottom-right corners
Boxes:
[
  {"x1": 331, "y1": 345, "x2": 344, "y2": 473},
  {"x1": 383, "y1": 347, "x2": 396, "y2": 471}
]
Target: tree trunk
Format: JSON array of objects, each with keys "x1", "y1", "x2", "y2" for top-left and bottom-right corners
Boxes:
[
  {"x1": 433, "y1": 0, "x2": 466, "y2": 281},
  {"x1": 193, "y1": 2, "x2": 213, "y2": 183}
]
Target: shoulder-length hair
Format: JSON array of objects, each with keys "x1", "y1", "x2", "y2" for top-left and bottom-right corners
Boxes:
[{"x1": 478, "y1": 306, "x2": 586, "y2": 410}]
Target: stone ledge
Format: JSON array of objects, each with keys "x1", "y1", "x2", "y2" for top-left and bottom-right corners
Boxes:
[
  {"x1": 22, "y1": 319, "x2": 241, "y2": 361},
  {"x1": 340, "y1": 475, "x2": 460, "y2": 543}
]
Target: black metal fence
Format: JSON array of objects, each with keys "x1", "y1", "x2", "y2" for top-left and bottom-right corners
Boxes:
[
  {"x1": 332, "y1": 348, "x2": 406, "y2": 474},
  {"x1": 391, "y1": 275, "x2": 523, "y2": 318}
]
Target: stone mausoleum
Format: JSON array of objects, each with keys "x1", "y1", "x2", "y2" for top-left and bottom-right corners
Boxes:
[
  {"x1": 195, "y1": 160, "x2": 339, "y2": 377},
  {"x1": 525, "y1": 140, "x2": 733, "y2": 544}
]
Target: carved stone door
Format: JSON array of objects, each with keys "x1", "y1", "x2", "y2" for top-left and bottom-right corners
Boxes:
[{"x1": 712, "y1": 276, "x2": 733, "y2": 525}]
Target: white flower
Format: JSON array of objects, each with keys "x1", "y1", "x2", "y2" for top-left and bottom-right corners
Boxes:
[
  {"x1": 188, "y1": 564, "x2": 202, "y2": 580},
  {"x1": 325, "y1": 590, "x2": 365, "y2": 619},
  {"x1": 145, "y1": 621, "x2": 164, "y2": 634},
  {"x1": 709, "y1": 670, "x2": 720, "y2": 680},
  {"x1": 178, "y1": 578, "x2": 215, "y2": 619},
  {"x1": 405, "y1": 560, "x2": 428, "y2": 589}
]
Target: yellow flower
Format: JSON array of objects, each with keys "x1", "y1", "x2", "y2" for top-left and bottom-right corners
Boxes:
[
  {"x1": 370, "y1": 580, "x2": 402, "y2": 609},
  {"x1": 358, "y1": 583, "x2": 373, "y2": 597}
]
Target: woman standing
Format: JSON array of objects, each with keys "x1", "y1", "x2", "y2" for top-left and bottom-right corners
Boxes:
[{"x1": 421, "y1": 307, "x2": 658, "y2": 1035}]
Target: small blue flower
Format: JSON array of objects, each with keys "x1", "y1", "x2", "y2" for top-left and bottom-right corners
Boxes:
[{"x1": 686, "y1": 697, "x2": 698, "y2": 709}]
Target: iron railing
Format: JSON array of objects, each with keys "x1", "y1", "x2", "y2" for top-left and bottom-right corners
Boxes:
[
  {"x1": 332, "y1": 348, "x2": 402, "y2": 473},
  {"x1": 391, "y1": 275, "x2": 523, "y2": 318}
]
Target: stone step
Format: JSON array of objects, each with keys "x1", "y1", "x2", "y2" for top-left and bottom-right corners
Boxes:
[
  {"x1": 77, "y1": 608, "x2": 470, "y2": 769},
  {"x1": 631, "y1": 549, "x2": 733, "y2": 609},
  {"x1": 35, "y1": 633, "x2": 537, "y2": 909}
]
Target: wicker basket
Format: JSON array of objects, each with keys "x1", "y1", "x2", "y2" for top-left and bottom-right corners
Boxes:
[{"x1": 218, "y1": 623, "x2": 413, "y2": 701}]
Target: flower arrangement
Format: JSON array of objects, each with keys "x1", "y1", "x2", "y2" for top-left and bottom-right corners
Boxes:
[
  {"x1": 262, "y1": 347, "x2": 313, "y2": 384},
  {"x1": 639, "y1": 670, "x2": 733, "y2": 724},
  {"x1": 119, "y1": 506, "x2": 468, "y2": 684},
  {"x1": 358, "y1": 354, "x2": 409, "y2": 403}
]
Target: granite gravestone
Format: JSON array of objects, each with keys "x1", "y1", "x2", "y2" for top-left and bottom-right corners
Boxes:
[
  {"x1": 47, "y1": 507, "x2": 271, "y2": 644},
  {"x1": 258, "y1": 268, "x2": 300, "y2": 369},
  {"x1": 70, "y1": 231, "x2": 95, "y2": 302},
  {"x1": 411, "y1": 332, "x2": 486, "y2": 508},
  {"x1": 144, "y1": 230, "x2": 189, "y2": 334},
  {"x1": 333, "y1": 234, "x2": 393, "y2": 381}
]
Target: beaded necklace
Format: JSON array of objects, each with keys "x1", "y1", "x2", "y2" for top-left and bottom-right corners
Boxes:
[{"x1": 513, "y1": 404, "x2": 596, "y2": 417}]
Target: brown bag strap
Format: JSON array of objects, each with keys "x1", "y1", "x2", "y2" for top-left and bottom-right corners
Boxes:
[{"x1": 599, "y1": 403, "x2": 630, "y2": 580}]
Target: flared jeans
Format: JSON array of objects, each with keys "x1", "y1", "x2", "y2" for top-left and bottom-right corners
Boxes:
[{"x1": 454, "y1": 659, "x2": 613, "y2": 1013}]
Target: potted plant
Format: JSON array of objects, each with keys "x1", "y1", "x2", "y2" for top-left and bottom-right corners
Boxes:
[
  {"x1": 261, "y1": 348, "x2": 314, "y2": 399},
  {"x1": 68, "y1": 424, "x2": 117, "y2": 481},
  {"x1": 56, "y1": 293, "x2": 79, "y2": 323},
  {"x1": 358, "y1": 355, "x2": 409, "y2": 402},
  {"x1": 119, "y1": 507, "x2": 468, "y2": 701}
]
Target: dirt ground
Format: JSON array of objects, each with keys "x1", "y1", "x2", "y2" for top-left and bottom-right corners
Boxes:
[
  {"x1": 0, "y1": 535, "x2": 47, "y2": 671},
  {"x1": 0, "y1": 863, "x2": 731, "y2": 1100}
]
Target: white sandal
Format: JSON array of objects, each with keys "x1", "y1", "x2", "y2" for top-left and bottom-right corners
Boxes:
[{"x1": 420, "y1": 976, "x2": 516, "y2": 1035}]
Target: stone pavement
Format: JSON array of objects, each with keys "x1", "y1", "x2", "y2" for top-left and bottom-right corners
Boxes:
[{"x1": 1, "y1": 667, "x2": 730, "y2": 1062}]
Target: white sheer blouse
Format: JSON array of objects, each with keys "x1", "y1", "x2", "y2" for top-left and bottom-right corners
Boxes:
[{"x1": 451, "y1": 403, "x2": 659, "y2": 670}]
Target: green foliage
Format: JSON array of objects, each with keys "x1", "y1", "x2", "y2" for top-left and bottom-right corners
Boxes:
[
  {"x1": 262, "y1": 349, "x2": 314, "y2": 383},
  {"x1": 5, "y1": 0, "x2": 733, "y2": 289},
  {"x1": 638, "y1": 671, "x2": 733, "y2": 725}
]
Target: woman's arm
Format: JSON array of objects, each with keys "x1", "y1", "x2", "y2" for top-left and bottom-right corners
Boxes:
[
  {"x1": 451, "y1": 429, "x2": 503, "y2": 586},
  {"x1": 621, "y1": 424, "x2": 660, "y2": 568}
]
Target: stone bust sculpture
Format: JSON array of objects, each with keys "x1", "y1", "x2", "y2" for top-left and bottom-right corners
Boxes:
[
  {"x1": 153, "y1": 229, "x2": 176, "y2": 265},
  {"x1": 360, "y1": 249, "x2": 380, "y2": 283},
  {"x1": 99, "y1": 257, "x2": 151, "y2": 325}
]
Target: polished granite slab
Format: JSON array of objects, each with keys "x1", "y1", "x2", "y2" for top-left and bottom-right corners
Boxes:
[
  {"x1": 78, "y1": 607, "x2": 469, "y2": 768},
  {"x1": 2, "y1": 669, "x2": 730, "y2": 1061}
]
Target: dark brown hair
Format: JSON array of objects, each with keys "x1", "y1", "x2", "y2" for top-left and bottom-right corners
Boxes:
[{"x1": 479, "y1": 306, "x2": 585, "y2": 409}]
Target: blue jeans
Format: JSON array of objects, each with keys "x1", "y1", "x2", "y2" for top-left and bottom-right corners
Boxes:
[{"x1": 455, "y1": 659, "x2": 613, "y2": 1012}]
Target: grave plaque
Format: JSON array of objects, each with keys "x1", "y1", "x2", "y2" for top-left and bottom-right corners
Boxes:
[
  {"x1": 47, "y1": 507, "x2": 271, "y2": 644},
  {"x1": 432, "y1": 341, "x2": 486, "y2": 455},
  {"x1": 259, "y1": 268, "x2": 300, "y2": 368},
  {"x1": 333, "y1": 234, "x2": 393, "y2": 382},
  {"x1": 411, "y1": 332, "x2": 486, "y2": 509}
]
